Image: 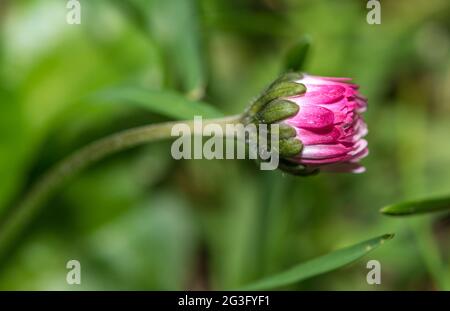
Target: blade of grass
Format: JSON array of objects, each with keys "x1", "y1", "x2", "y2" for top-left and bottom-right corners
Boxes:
[
  {"x1": 283, "y1": 36, "x2": 311, "y2": 72},
  {"x1": 93, "y1": 87, "x2": 224, "y2": 119},
  {"x1": 239, "y1": 234, "x2": 394, "y2": 290},
  {"x1": 395, "y1": 101, "x2": 449, "y2": 290},
  {"x1": 113, "y1": 0, "x2": 206, "y2": 97},
  {"x1": 147, "y1": 0, "x2": 205, "y2": 98},
  {"x1": 380, "y1": 195, "x2": 450, "y2": 216}
]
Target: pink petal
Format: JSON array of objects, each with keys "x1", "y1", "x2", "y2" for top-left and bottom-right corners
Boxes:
[
  {"x1": 286, "y1": 105, "x2": 334, "y2": 130},
  {"x1": 299, "y1": 75, "x2": 359, "y2": 89},
  {"x1": 301, "y1": 143, "x2": 351, "y2": 160},
  {"x1": 349, "y1": 144, "x2": 369, "y2": 162},
  {"x1": 296, "y1": 127, "x2": 341, "y2": 145},
  {"x1": 349, "y1": 139, "x2": 368, "y2": 157},
  {"x1": 303, "y1": 84, "x2": 346, "y2": 104}
]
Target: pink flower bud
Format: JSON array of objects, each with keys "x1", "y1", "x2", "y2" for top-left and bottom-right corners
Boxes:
[{"x1": 284, "y1": 74, "x2": 368, "y2": 173}]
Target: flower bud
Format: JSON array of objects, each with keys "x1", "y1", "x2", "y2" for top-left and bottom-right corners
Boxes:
[{"x1": 244, "y1": 73, "x2": 368, "y2": 174}]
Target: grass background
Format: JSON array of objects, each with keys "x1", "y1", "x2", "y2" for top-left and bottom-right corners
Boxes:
[{"x1": 0, "y1": 0, "x2": 449, "y2": 290}]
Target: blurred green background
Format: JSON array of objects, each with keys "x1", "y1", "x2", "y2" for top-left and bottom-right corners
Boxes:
[{"x1": 0, "y1": 0, "x2": 450, "y2": 290}]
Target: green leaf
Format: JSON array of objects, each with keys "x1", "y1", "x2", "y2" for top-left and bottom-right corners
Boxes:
[
  {"x1": 112, "y1": 0, "x2": 206, "y2": 97},
  {"x1": 380, "y1": 195, "x2": 450, "y2": 216},
  {"x1": 284, "y1": 36, "x2": 312, "y2": 72},
  {"x1": 93, "y1": 87, "x2": 224, "y2": 120},
  {"x1": 147, "y1": 0, "x2": 205, "y2": 96},
  {"x1": 239, "y1": 234, "x2": 394, "y2": 290}
]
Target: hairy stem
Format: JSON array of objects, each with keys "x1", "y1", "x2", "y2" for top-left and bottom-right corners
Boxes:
[{"x1": 0, "y1": 115, "x2": 243, "y2": 257}]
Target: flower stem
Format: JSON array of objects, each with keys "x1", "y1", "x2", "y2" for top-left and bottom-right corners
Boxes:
[{"x1": 0, "y1": 114, "x2": 243, "y2": 258}]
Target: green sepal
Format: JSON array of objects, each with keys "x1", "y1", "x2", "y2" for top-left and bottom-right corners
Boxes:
[
  {"x1": 278, "y1": 123, "x2": 297, "y2": 139},
  {"x1": 270, "y1": 72, "x2": 304, "y2": 86},
  {"x1": 258, "y1": 81, "x2": 305, "y2": 108},
  {"x1": 257, "y1": 99, "x2": 299, "y2": 124},
  {"x1": 278, "y1": 159, "x2": 319, "y2": 176},
  {"x1": 278, "y1": 137, "x2": 303, "y2": 157},
  {"x1": 244, "y1": 80, "x2": 306, "y2": 123}
]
